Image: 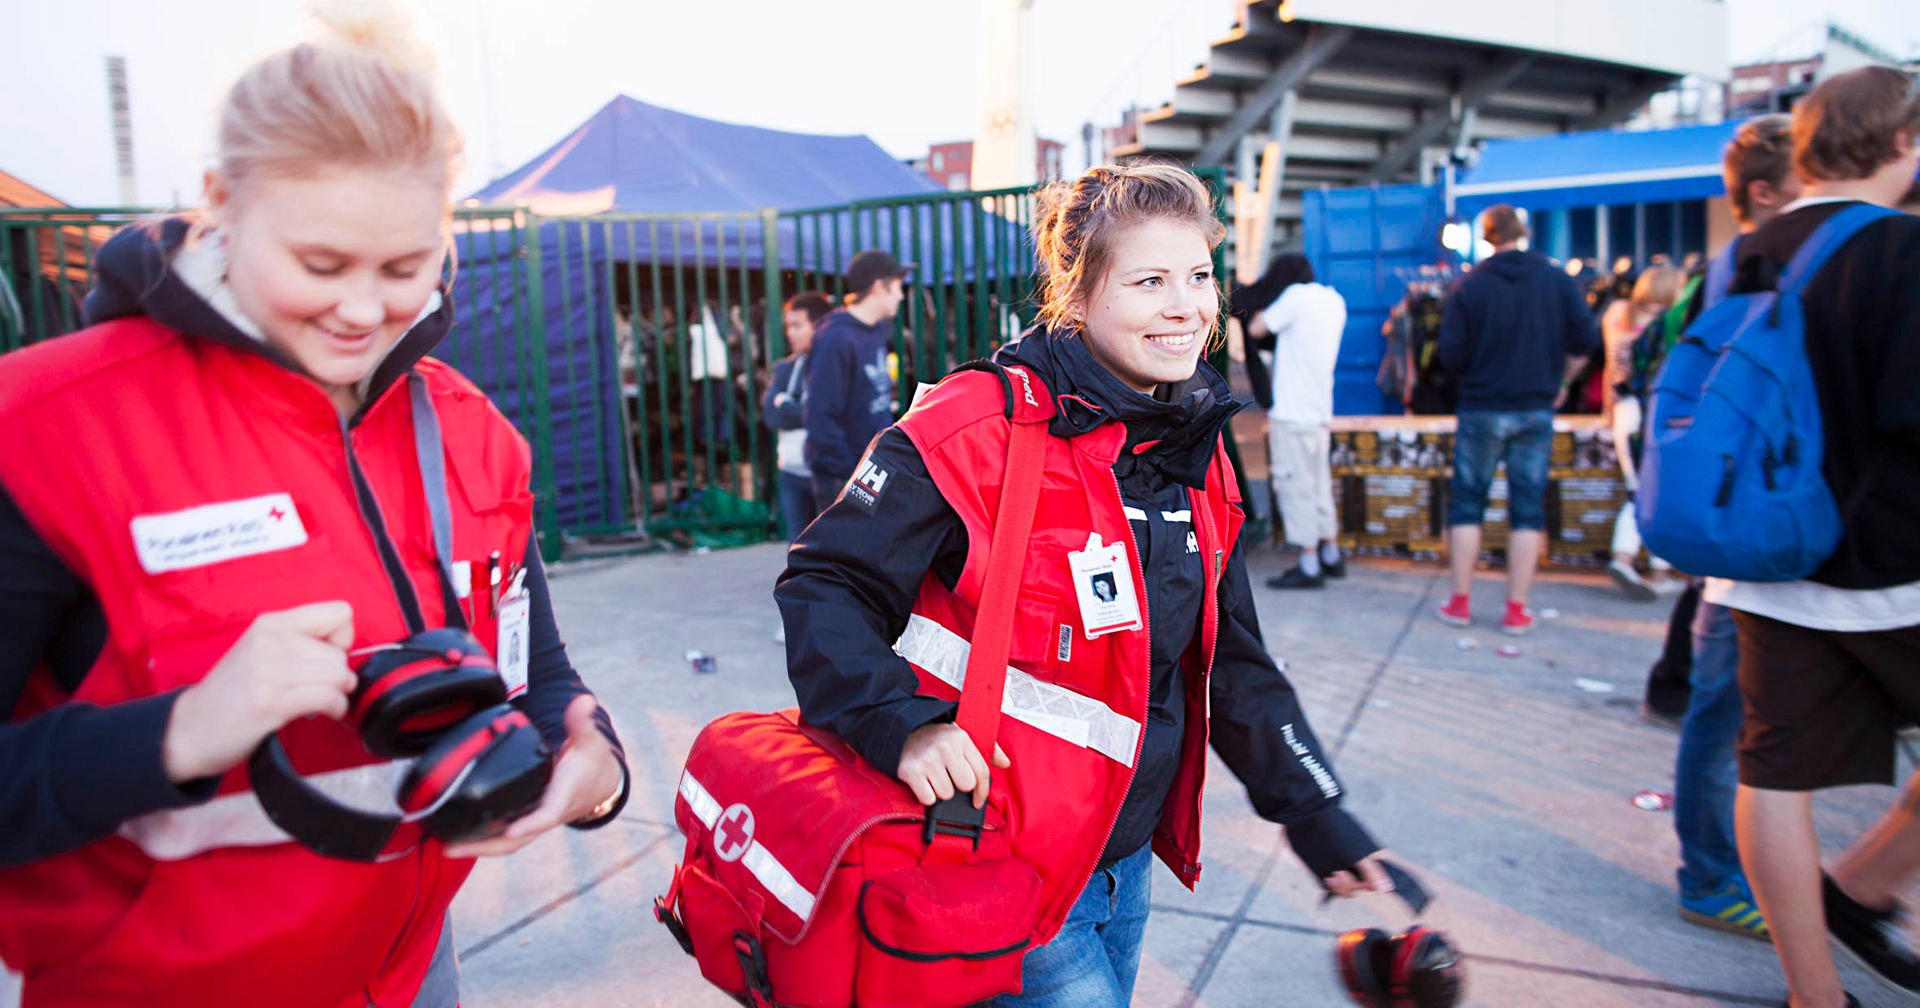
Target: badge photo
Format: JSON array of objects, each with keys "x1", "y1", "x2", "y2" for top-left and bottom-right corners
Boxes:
[{"x1": 1067, "y1": 532, "x2": 1142, "y2": 639}]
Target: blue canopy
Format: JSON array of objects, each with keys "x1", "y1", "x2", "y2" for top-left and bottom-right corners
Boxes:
[
  {"x1": 469, "y1": 96, "x2": 941, "y2": 214},
  {"x1": 1453, "y1": 121, "x2": 1745, "y2": 215}
]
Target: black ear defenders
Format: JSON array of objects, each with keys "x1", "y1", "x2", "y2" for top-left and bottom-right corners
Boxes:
[
  {"x1": 1336, "y1": 924, "x2": 1462, "y2": 1008},
  {"x1": 249, "y1": 628, "x2": 554, "y2": 862},
  {"x1": 353, "y1": 628, "x2": 515, "y2": 756},
  {"x1": 1331, "y1": 862, "x2": 1465, "y2": 1008}
]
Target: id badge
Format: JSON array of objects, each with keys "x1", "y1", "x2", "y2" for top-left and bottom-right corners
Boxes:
[
  {"x1": 1068, "y1": 533, "x2": 1142, "y2": 639},
  {"x1": 497, "y1": 577, "x2": 531, "y2": 698}
]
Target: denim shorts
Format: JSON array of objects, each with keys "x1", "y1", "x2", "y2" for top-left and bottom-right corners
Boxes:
[{"x1": 1448, "y1": 409, "x2": 1553, "y2": 530}]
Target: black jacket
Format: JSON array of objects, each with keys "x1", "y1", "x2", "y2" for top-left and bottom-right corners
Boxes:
[
  {"x1": 774, "y1": 328, "x2": 1378, "y2": 877},
  {"x1": 1439, "y1": 249, "x2": 1597, "y2": 411},
  {"x1": 761, "y1": 353, "x2": 808, "y2": 432},
  {"x1": 802, "y1": 308, "x2": 894, "y2": 482},
  {"x1": 1731, "y1": 201, "x2": 1920, "y2": 589}
]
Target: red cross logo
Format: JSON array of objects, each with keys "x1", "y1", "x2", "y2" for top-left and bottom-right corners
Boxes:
[
  {"x1": 714, "y1": 803, "x2": 755, "y2": 863},
  {"x1": 267, "y1": 506, "x2": 285, "y2": 522}
]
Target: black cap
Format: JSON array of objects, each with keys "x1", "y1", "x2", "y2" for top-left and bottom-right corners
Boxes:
[{"x1": 845, "y1": 249, "x2": 914, "y2": 294}]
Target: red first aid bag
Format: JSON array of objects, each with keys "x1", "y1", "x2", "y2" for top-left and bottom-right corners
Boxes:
[
  {"x1": 656, "y1": 710, "x2": 1043, "y2": 1007},
  {"x1": 656, "y1": 375, "x2": 1051, "y2": 1007}
]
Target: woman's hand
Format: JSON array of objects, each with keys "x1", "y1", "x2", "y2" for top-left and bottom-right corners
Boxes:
[
  {"x1": 445, "y1": 694, "x2": 624, "y2": 858},
  {"x1": 896, "y1": 722, "x2": 1010, "y2": 809},
  {"x1": 162, "y1": 601, "x2": 357, "y2": 784},
  {"x1": 1322, "y1": 853, "x2": 1397, "y2": 899}
]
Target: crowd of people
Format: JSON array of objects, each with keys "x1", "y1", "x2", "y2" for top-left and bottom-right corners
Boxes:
[
  {"x1": 1222, "y1": 67, "x2": 1918, "y2": 1008},
  {"x1": 0, "y1": 0, "x2": 1915, "y2": 1003}
]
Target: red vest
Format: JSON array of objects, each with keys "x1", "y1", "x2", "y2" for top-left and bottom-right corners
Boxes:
[
  {"x1": 0, "y1": 318, "x2": 534, "y2": 1007},
  {"x1": 893, "y1": 365, "x2": 1244, "y2": 941}
]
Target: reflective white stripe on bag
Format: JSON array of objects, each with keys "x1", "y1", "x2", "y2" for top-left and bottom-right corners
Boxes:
[
  {"x1": 678, "y1": 770, "x2": 817, "y2": 921},
  {"x1": 893, "y1": 613, "x2": 1142, "y2": 767},
  {"x1": 117, "y1": 760, "x2": 411, "y2": 861}
]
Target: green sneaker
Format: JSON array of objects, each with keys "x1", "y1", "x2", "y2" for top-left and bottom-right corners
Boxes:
[{"x1": 1680, "y1": 882, "x2": 1770, "y2": 940}]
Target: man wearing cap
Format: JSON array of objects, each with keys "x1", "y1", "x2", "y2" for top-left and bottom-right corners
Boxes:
[{"x1": 803, "y1": 249, "x2": 911, "y2": 506}]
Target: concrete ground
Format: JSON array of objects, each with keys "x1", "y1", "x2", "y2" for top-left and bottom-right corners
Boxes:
[{"x1": 450, "y1": 543, "x2": 1915, "y2": 1007}]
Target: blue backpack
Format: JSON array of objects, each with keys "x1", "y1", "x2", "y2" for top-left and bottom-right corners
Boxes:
[{"x1": 1636, "y1": 203, "x2": 1895, "y2": 582}]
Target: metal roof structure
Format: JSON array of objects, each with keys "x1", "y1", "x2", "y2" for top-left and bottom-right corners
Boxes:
[{"x1": 1115, "y1": 0, "x2": 1724, "y2": 240}]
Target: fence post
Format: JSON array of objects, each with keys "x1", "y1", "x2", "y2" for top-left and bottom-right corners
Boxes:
[
  {"x1": 0, "y1": 220, "x2": 20, "y2": 352},
  {"x1": 520, "y1": 211, "x2": 562, "y2": 560},
  {"x1": 762, "y1": 207, "x2": 785, "y2": 359}
]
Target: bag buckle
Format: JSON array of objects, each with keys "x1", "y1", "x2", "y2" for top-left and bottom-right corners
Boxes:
[
  {"x1": 732, "y1": 930, "x2": 775, "y2": 1008},
  {"x1": 653, "y1": 896, "x2": 695, "y2": 957},
  {"x1": 921, "y1": 792, "x2": 985, "y2": 850}
]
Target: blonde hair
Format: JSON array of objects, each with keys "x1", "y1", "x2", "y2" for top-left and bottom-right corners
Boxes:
[
  {"x1": 1630, "y1": 264, "x2": 1683, "y2": 315},
  {"x1": 1031, "y1": 160, "x2": 1226, "y2": 340},
  {"x1": 215, "y1": 1, "x2": 462, "y2": 205}
]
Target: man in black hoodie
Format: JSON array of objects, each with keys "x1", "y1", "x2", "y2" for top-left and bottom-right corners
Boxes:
[
  {"x1": 802, "y1": 250, "x2": 909, "y2": 507},
  {"x1": 1434, "y1": 205, "x2": 1596, "y2": 635}
]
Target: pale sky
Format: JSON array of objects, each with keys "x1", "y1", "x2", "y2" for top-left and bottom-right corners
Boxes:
[{"x1": 1, "y1": 0, "x2": 1912, "y2": 208}]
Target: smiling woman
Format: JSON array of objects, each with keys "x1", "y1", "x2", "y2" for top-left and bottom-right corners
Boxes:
[
  {"x1": 772, "y1": 159, "x2": 1394, "y2": 1008},
  {"x1": 1070, "y1": 215, "x2": 1220, "y2": 393},
  {"x1": 0, "y1": 3, "x2": 628, "y2": 1006},
  {"x1": 212, "y1": 168, "x2": 449, "y2": 413}
]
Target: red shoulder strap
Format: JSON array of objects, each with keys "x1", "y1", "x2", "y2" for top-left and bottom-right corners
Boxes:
[{"x1": 951, "y1": 414, "x2": 1048, "y2": 756}]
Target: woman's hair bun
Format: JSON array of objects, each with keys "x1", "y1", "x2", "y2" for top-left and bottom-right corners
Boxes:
[{"x1": 308, "y1": 0, "x2": 436, "y2": 75}]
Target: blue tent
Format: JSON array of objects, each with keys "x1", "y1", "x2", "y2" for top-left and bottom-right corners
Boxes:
[
  {"x1": 445, "y1": 98, "x2": 991, "y2": 546},
  {"x1": 1452, "y1": 121, "x2": 1745, "y2": 215},
  {"x1": 465, "y1": 96, "x2": 1017, "y2": 282},
  {"x1": 470, "y1": 95, "x2": 942, "y2": 214}
]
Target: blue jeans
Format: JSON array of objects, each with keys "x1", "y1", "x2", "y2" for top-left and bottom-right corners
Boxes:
[
  {"x1": 1674, "y1": 600, "x2": 1745, "y2": 899},
  {"x1": 993, "y1": 845, "x2": 1153, "y2": 1008},
  {"x1": 1448, "y1": 409, "x2": 1553, "y2": 530},
  {"x1": 777, "y1": 470, "x2": 818, "y2": 541}
]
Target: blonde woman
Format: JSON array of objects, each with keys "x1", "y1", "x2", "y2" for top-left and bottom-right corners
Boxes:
[
  {"x1": 0, "y1": 7, "x2": 625, "y2": 1004},
  {"x1": 1603, "y1": 265, "x2": 1683, "y2": 598}
]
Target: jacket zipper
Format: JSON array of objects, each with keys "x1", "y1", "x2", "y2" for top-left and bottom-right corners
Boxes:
[
  {"x1": 1184, "y1": 488, "x2": 1226, "y2": 887},
  {"x1": 325, "y1": 383, "x2": 436, "y2": 996},
  {"x1": 1073, "y1": 470, "x2": 1153, "y2": 895}
]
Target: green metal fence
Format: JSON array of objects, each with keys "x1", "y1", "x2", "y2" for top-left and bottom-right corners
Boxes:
[
  {"x1": 0, "y1": 207, "x2": 139, "y2": 352},
  {"x1": 0, "y1": 167, "x2": 1234, "y2": 556},
  {"x1": 502, "y1": 209, "x2": 783, "y2": 551},
  {"x1": 785, "y1": 186, "x2": 1040, "y2": 398}
]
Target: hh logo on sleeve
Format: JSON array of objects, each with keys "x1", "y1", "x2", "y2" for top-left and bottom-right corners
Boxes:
[{"x1": 846, "y1": 459, "x2": 890, "y2": 513}]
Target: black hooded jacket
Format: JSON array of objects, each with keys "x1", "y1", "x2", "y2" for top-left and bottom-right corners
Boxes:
[
  {"x1": 0, "y1": 219, "x2": 624, "y2": 867},
  {"x1": 1438, "y1": 249, "x2": 1597, "y2": 412},
  {"x1": 775, "y1": 328, "x2": 1378, "y2": 876}
]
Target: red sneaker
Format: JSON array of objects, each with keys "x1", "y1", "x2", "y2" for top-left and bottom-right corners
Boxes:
[
  {"x1": 1435, "y1": 594, "x2": 1472, "y2": 627},
  {"x1": 1501, "y1": 602, "x2": 1535, "y2": 636}
]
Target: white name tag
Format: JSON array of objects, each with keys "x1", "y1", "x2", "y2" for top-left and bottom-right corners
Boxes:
[
  {"x1": 1068, "y1": 532, "x2": 1142, "y2": 639},
  {"x1": 130, "y1": 493, "x2": 308, "y2": 574},
  {"x1": 497, "y1": 585, "x2": 531, "y2": 699}
]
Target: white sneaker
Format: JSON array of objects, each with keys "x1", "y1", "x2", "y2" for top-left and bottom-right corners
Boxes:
[
  {"x1": 1648, "y1": 578, "x2": 1685, "y2": 597},
  {"x1": 1609, "y1": 559, "x2": 1657, "y2": 601}
]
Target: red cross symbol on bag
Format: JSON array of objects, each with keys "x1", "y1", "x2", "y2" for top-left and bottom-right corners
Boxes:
[{"x1": 714, "y1": 803, "x2": 756, "y2": 863}]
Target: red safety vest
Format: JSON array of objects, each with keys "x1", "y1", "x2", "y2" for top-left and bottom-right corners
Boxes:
[
  {"x1": 0, "y1": 317, "x2": 533, "y2": 1007},
  {"x1": 892, "y1": 363, "x2": 1244, "y2": 941}
]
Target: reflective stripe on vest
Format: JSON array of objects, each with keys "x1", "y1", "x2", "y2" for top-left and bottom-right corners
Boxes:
[
  {"x1": 115, "y1": 761, "x2": 410, "y2": 861},
  {"x1": 677, "y1": 770, "x2": 816, "y2": 921},
  {"x1": 893, "y1": 613, "x2": 1143, "y2": 767}
]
